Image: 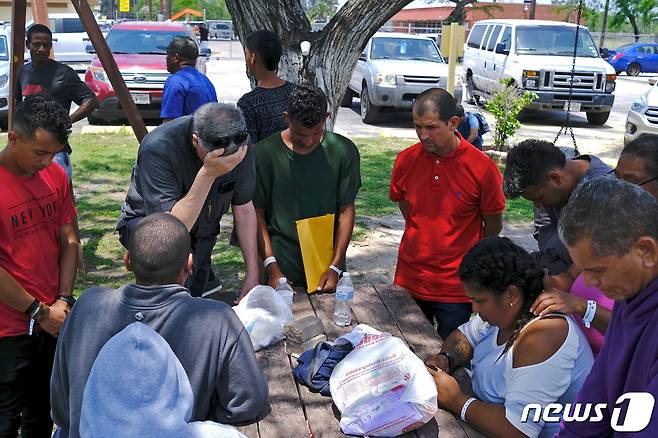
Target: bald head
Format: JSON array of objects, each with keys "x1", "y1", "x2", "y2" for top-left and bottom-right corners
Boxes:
[{"x1": 413, "y1": 88, "x2": 458, "y2": 122}]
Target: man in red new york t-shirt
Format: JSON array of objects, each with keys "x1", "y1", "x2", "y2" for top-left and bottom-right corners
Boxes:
[
  {"x1": 390, "y1": 88, "x2": 505, "y2": 340},
  {"x1": 0, "y1": 94, "x2": 79, "y2": 436}
]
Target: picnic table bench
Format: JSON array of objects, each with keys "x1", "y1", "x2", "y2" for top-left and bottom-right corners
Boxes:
[{"x1": 233, "y1": 284, "x2": 486, "y2": 438}]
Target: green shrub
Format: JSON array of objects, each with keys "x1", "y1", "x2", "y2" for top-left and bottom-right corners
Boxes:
[{"x1": 485, "y1": 78, "x2": 538, "y2": 151}]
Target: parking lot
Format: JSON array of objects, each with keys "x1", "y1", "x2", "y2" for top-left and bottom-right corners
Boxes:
[{"x1": 80, "y1": 40, "x2": 656, "y2": 165}]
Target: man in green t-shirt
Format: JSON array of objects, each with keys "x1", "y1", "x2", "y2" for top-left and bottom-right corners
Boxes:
[{"x1": 254, "y1": 83, "x2": 361, "y2": 292}]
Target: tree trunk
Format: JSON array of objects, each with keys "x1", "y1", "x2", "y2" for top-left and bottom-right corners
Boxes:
[
  {"x1": 598, "y1": 0, "x2": 609, "y2": 48},
  {"x1": 225, "y1": 0, "x2": 414, "y2": 130},
  {"x1": 445, "y1": 0, "x2": 477, "y2": 24},
  {"x1": 627, "y1": 14, "x2": 640, "y2": 42}
]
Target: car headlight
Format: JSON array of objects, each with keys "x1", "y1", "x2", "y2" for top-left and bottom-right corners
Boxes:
[
  {"x1": 89, "y1": 66, "x2": 109, "y2": 83},
  {"x1": 605, "y1": 74, "x2": 616, "y2": 93},
  {"x1": 523, "y1": 70, "x2": 539, "y2": 89},
  {"x1": 374, "y1": 73, "x2": 396, "y2": 85},
  {"x1": 631, "y1": 96, "x2": 647, "y2": 114},
  {"x1": 0, "y1": 73, "x2": 7, "y2": 89}
]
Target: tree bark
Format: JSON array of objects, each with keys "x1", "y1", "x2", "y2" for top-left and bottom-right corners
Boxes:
[
  {"x1": 445, "y1": 0, "x2": 477, "y2": 24},
  {"x1": 598, "y1": 0, "x2": 609, "y2": 48},
  {"x1": 225, "y1": 0, "x2": 414, "y2": 129}
]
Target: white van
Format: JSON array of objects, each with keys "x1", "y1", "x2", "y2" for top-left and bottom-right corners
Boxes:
[{"x1": 462, "y1": 19, "x2": 616, "y2": 125}]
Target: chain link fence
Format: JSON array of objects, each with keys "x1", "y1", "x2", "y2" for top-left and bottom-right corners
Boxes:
[{"x1": 591, "y1": 32, "x2": 658, "y2": 49}]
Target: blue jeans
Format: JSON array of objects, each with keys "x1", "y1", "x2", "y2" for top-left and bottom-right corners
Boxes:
[{"x1": 414, "y1": 299, "x2": 472, "y2": 340}]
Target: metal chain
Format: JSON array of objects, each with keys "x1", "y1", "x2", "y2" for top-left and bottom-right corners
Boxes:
[{"x1": 553, "y1": 0, "x2": 583, "y2": 155}]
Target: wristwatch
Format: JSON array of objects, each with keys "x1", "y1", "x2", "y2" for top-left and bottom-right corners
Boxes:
[
  {"x1": 437, "y1": 351, "x2": 453, "y2": 372},
  {"x1": 57, "y1": 295, "x2": 76, "y2": 308}
]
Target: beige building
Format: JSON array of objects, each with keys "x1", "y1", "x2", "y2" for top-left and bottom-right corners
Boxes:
[{"x1": 0, "y1": 0, "x2": 100, "y2": 22}]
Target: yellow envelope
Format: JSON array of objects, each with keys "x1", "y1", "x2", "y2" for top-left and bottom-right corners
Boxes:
[{"x1": 295, "y1": 214, "x2": 335, "y2": 293}]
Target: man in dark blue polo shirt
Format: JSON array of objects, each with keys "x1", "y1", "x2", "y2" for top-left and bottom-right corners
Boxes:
[
  {"x1": 116, "y1": 103, "x2": 259, "y2": 298},
  {"x1": 160, "y1": 36, "x2": 217, "y2": 123}
]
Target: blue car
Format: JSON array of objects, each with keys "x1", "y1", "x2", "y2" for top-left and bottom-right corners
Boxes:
[{"x1": 607, "y1": 43, "x2": 658, "y2": 76}]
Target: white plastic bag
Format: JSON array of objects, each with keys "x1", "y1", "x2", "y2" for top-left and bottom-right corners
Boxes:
[
  {"x1": 233, "y1": 285, "x2": 294, "y2": 351},
  {"x1": 330, "y1": 324, "x2": 438, "y2": 436}
]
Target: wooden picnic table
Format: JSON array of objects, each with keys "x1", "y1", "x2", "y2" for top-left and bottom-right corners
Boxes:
[{"x1": 234, "y1": 284, "x2": 486, "y2": 438}]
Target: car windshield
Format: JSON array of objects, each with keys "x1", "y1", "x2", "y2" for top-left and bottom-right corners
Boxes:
[
  {"x1": 0, "y1": 36, "x2": 7, "y2": 61},
  {"x1": 370, "y1": 37, "x2": 443, "y2": 62},
  {"x1": 516, "y1": 26, "x2": 599, "y2": 57},
  {"x1": 105, "y1": 29, "x2": 189, "y2": 54}
]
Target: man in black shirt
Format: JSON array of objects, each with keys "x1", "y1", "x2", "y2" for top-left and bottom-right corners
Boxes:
[
  {"x1": 15, "y1": 24, "x2": 99, "y2": 179},
  {"x1": 238, "y1": 30, "x2": 296, "y2": 143},
  {"x1": 116, "y1": 103, "x2": 259, "y2": 299}
]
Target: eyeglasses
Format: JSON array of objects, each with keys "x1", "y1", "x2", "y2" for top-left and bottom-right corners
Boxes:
[
  {"x1": 197, "y1": 130, "x2": 249, "y2": 149},
  {"x1": 609, "y1": 168, "x2": 658, "y2": 187}
]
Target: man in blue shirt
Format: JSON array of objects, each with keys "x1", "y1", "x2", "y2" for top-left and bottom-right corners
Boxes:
[
  {"x1": 160, "y1": 36, "x2": 217, "y2": 123},
  {"x1": 456, "y1": 105, "x2": 483, "y2": 150}
]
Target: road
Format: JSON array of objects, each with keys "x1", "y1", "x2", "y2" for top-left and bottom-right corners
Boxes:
[{"x1": 79, "y1": 40, "x2": 656, "y2": 164}]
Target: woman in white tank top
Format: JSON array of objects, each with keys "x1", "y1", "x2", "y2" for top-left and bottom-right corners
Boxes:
[{"x1": 425, "y1": 237, "x2": 594, "y2": 438}]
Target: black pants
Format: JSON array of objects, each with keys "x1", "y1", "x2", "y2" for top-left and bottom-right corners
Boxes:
[
  {"x1": 118, "y1": 217, "x2": 216, "y2": 297},
  {"x1": 0, "y1": 332, "x2": 57, "y2": 438},
  {"x1": 414, "y1": 299, "x2": 473, "y2": 341}
]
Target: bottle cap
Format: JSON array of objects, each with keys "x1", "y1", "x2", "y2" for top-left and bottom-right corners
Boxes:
[
  {"x1": 343, "y1": 272, "x2": 350, "y2": 277},
  {"x1": 279, "y1": 277, "x2": 287, "y2": 284}
]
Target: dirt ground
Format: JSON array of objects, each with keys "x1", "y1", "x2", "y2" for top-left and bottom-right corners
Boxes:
[{"x1": 346, "y1": 214, "x2": 537, "y2": 285}]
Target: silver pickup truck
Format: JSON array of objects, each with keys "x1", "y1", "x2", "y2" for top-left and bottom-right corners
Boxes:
[{"x1": 343, "y1": 32, "x2": 462, "y2": 124}]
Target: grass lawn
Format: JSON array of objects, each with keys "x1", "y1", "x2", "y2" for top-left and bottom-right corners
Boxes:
[{"x1": 70, "y1": 133, "x2": 533, "y2": 296}]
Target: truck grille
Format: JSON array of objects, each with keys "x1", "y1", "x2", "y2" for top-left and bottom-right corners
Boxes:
[
  {"x1": 403, "y1": 75, "x2": 440, "y2": 84},
  {"x1": 121, "y1": 71, "x2": 169, "y2": 89},
  {"x1": 645, "y1": 107, "x2": 658, "y2": 125},
  {"x1": 545, "y1": 71, "x2": 604, "y2": 92}
]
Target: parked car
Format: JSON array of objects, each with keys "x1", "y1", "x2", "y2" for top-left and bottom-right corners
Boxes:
[
  {"x1": 84, "y1": 21, "x2": 210, "y2": 124},
  {"x1": 344, "y1": 32, "x2": 462, "y2": 124},
  {"x1": 607, "y1": 43, "x2": 658, "y2": 76},
  {"x1": 27, "y1": 13, "x2": 93, "y2": 69},
  {"x1": 624, "y1": 78, "x2": 658, "y2": 144},
  {"x1": 0, "y1": 23, "x2": 9, "y2": 130},
  {"x1": 462, "y1": 19, "x2": 616, "y2": 125},
  {"x1": 209, "y1": 21, "x2": 234, "y2": 40}
]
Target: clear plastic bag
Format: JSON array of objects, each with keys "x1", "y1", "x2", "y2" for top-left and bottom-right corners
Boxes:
[
  {"x1": 330, "y1": 325, "x2": 438, "y2": 436},
  {"x1": 233, "y1": 286, "x2": 294, "y2": 351}
]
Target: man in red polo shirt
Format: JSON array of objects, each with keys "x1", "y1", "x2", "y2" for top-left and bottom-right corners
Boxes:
[{"x1": 390, "y1": 88, "x2": 505, "y2": 339}]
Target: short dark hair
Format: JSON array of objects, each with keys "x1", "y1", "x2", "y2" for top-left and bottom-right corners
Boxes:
[
  {"x1": 559, "y1": 177, "x2": 658, "y2": 257},
  {"x1": 455, "y1": 104, "x2": 465, "y2": 118},
  {"x1": 128, "y1": 213, "x2": 191, "y2": 285},
  {"x1": 412, "y1": 88, "x2": 458, "y2": 122},
  {"x1": 13, "y1": 94, "x2": 71, "y2": 146},
  {"x1": 459, "y1": 237, "x2": 543, "y2": 354},
  {"x1": 620, "y1": 135, "x2": 658, "y2": 186},
  {"x1": 287, "y1": 83, "x2": 327, "y2": 127},
  {"x1": 503, "y1": 139, "x2": 567, "y2": 199},
  {"x1": 27, "y1": 24, "x2": 52, "y2": 43},
  {"x1": 246, "y1": 30, "x2": 282, "y2": 71}
]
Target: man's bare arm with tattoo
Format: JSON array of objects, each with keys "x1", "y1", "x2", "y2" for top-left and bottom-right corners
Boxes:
[{"x1": 424, "y1": 329, "x2": 473, "y2": 373}]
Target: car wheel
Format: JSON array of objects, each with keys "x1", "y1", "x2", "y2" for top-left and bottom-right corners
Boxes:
[
  {"x1": 340, "y1": 88, "x2": 354, "y2": 108},
  {"x1": 626, "y1": 63, "x2": 641, "y2": 77},
  {"x1": 586, "y1": 111, "x2": 610, "y2": 126},
  {"x1": 360, "y1": 86, "x2": 379, "y2": 124}
]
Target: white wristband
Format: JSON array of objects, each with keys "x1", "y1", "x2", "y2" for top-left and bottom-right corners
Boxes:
[
  {"x1": 263, "y1": 256, "x2": 277, "y2": 269},
  {"x1": 329, "y1": 264, "x2": 342, "y2": 276},
  {"x1": 583, "y1": 299, "x2": 597, "y2": 329},
  {"x1": 460, "y1": 397, "x2": 477, "y2": 422}
]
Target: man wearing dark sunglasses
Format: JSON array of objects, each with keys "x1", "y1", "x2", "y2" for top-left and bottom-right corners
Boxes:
[{"x1": 116, "y1": 103, "x2": 259, "y2": 299}]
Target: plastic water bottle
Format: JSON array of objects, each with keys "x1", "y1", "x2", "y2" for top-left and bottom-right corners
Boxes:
[
  {"x1": 334, "y1": 272, "x2": 354, "y2": 327},
  {"x1": 275, "y1": 277, "x2": 294, "y2": 306}
]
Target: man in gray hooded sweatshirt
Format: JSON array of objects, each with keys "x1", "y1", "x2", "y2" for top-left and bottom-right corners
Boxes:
[{"x1": 51, "y1": 213, "x2": 268, "y2": 438}]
